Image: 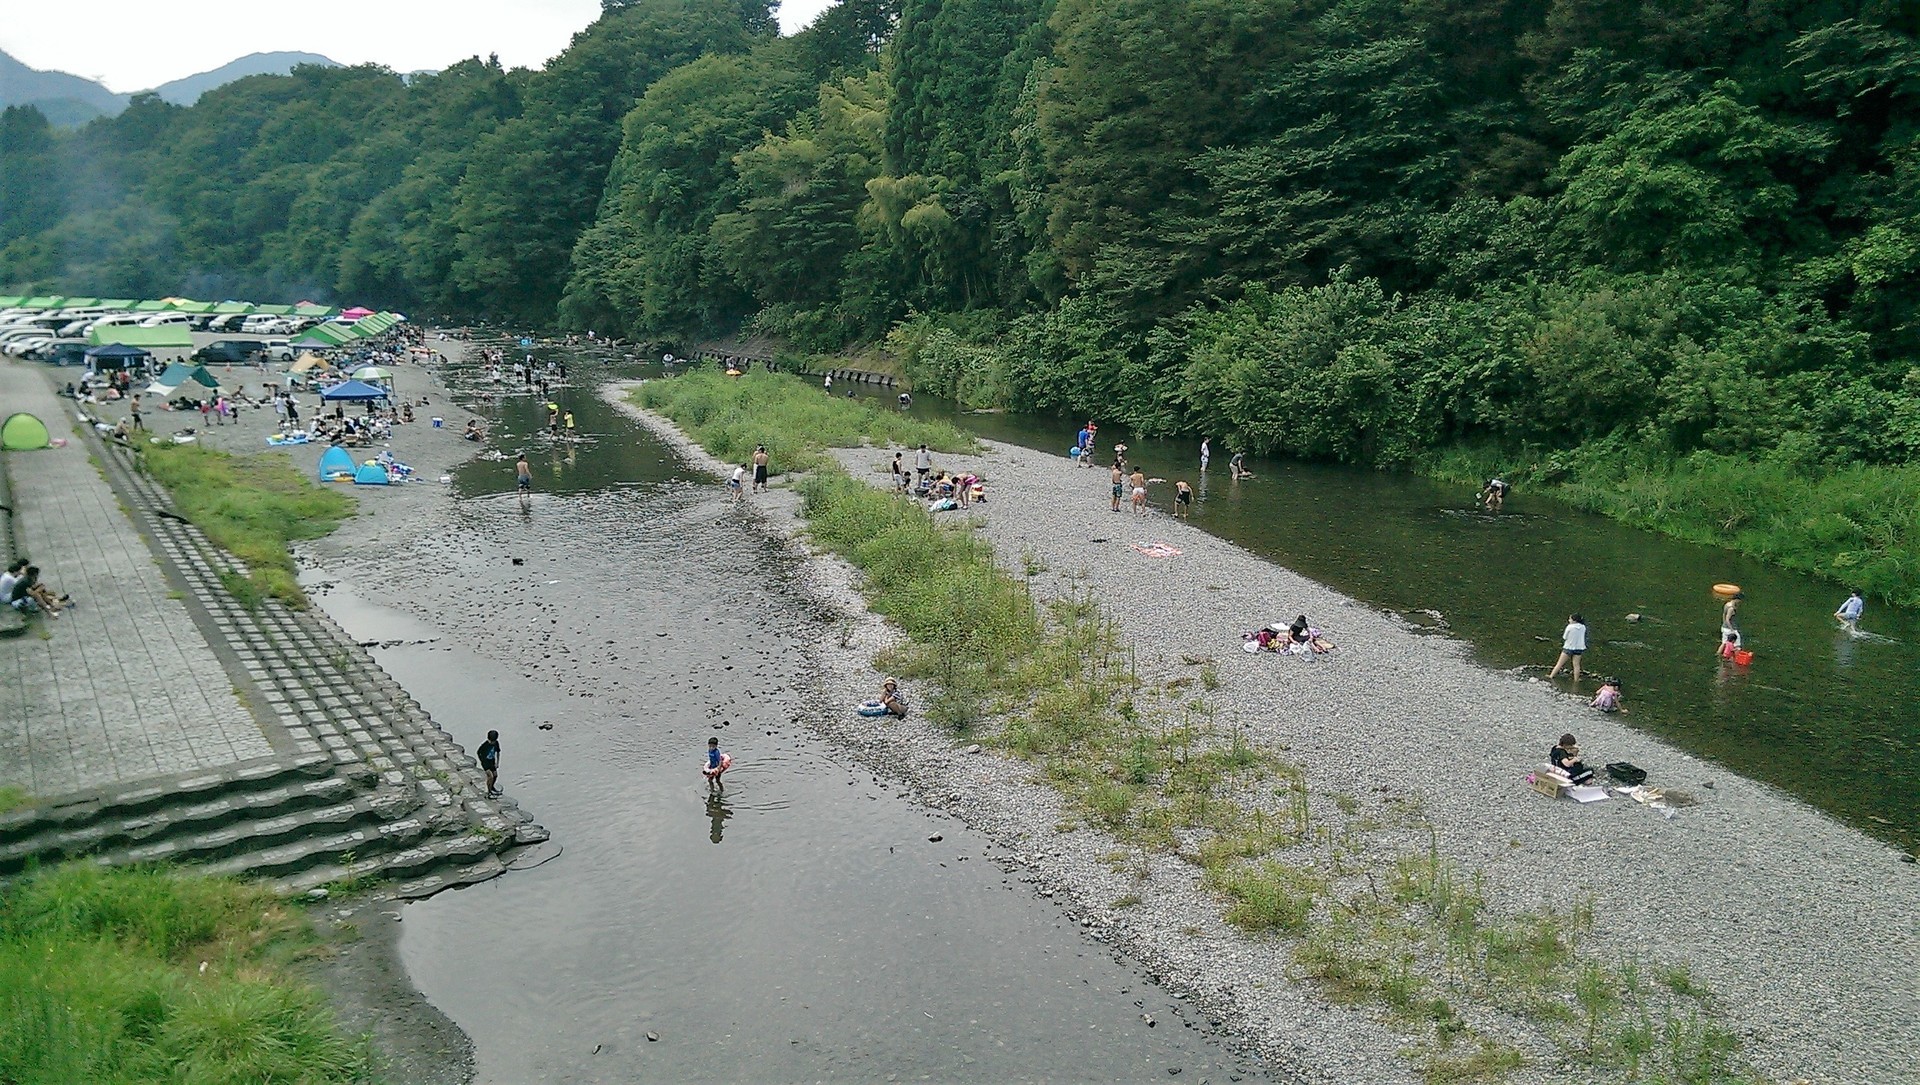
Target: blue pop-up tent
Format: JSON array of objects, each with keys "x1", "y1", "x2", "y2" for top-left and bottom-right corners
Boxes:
[
  {"x1": 352, "y1": 462, "x2": 391, "y2": 485},
  {"x1": 318, "y1": 445, "x2": 356, "y2": 481},
  {"x1": 319, "y1": 379, "x2": 390, "y2": 402}
]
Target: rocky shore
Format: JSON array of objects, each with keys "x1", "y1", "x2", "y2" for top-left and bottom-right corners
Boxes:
[{"x1": 607, "y1": 381, "x2": 1918, "y2": 1085}]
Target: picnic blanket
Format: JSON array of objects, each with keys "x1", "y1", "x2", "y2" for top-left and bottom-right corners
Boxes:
[{"x1": 1130, "y1": 542, "x2": 1183, "y2": 558}]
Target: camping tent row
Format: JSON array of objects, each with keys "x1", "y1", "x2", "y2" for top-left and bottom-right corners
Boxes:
[
  {"x1": 87, "y1": 325, "x2": 193, "y2": 348},
  {"x1": 289, "y1": 311, "x2": 406, "y2": 349},
  {"x1": 0, "y1": 296, "x2": 346, "y2": 318}
]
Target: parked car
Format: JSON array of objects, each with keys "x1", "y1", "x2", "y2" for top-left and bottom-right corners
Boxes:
[
  {"x1": 240, "y1": 314, "x2": 292, "y2": 335},
  {"x1": 138, "y1": 312, "x2": 192, "y2": 328},
  {"x1": 36, "y1": 341, "x2": 89, "y2": 366},
  {"x1": 192, "y1": 339, "x2": 268, "y2": 364},
  {"x1": 207, "y1": 313, "x2": 248, "y2": 332},
  {"x1": 262, "y1": 337, "x2": 295, "y2": 362}
]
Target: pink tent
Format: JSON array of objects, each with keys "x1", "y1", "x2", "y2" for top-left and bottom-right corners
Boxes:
[{"x1": 340, "y1": 306, "x2": 375, "y2": 319}]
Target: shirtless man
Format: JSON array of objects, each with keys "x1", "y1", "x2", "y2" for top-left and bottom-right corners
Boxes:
[
  {"x1": 1110, "y1": 463, "x2": 1124, "y2": 512},
  {"x1": 1129, "y1": 469, "x2": 1148, "y2": 515},
  {"x1": 752, "y1": 445, "x2": 770, "y2": 493}
]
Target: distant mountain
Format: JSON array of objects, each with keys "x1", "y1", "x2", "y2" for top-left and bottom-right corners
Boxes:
[
  {"x1": 0, "y1": 49, "x2": 126, "y2": 124},
  {"x1": 0, "y1": 48, "x2": 342, "y2": 125},
  {"x1": 151, "y1": 52, "x2": 339, "y2": 105}
]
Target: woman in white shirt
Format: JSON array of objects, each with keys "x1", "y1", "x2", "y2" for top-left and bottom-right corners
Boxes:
[{"x1": 1547, "y1": 613, "x2": 1588, "y2": 682}]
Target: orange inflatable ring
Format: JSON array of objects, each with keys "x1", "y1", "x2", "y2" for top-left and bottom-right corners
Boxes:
[{"x1": 1712, "y1": 583, "x2": 1741, "y2": 596}]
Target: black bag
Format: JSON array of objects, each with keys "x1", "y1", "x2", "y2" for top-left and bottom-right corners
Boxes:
[{"x1": 1605, "y1": 762, "x2": 1647, "y2": 786}]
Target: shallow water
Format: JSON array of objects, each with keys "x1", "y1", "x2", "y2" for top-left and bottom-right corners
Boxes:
[
  {"x1": 878, "y1": 394, "x2": 1920, "y2": 852},
  {"x1": 316, "y1": 353, "x2": 1269, "y2": 1083}
]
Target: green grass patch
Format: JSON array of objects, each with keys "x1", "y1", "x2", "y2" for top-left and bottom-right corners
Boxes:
[
  {"x1": 140, "y1": 443, "x2": 354, "y2": 609},
  {"x1": 0, "y1": 864, "x2": 374, "y2": 1083},
  {"x1": 0, "y1": 787, "x2": 31, "y2": 814},
  {"x1": 1206, "y1": 860, "x2": 1324, "y2": 933},
  {"x1": 634, "y1": 368, "x2": 973, "y2": 476}
]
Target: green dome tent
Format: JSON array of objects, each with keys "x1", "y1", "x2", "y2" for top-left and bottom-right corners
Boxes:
[{"x1": 2, "y1": 413, "x2": 52, "y2": 451}]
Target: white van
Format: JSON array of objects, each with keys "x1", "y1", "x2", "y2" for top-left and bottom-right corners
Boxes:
[
  {"x1": 138, "y1": 312, "x2": 192, "y2": 328},
  {"x1": 241, "y1": 314, "x2": 291, "y2": 334}
]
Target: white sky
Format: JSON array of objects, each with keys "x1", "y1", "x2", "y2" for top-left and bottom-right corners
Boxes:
[{"x1": 1, "y1": 0, "x2": 838, "y2": 93}]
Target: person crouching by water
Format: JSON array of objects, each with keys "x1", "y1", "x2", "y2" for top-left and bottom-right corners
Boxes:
[
  {"x1": 1590, "y1": 677, "x2": 1623, "y2": 713},
  {"x1": 704, "y1": 737, "x2": 733, "y2": 788},
  {"x1": 881, "y1": 679, "x2": 909, "y2": 718},
  {"x1": 1551, "y1": 733, "x2": 1595, "y2": 784},
  {"x1": 1477, "y1": 477, "x2": 1509, "y2": 511}
]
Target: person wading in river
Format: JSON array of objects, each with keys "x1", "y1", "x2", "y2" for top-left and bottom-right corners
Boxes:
[
  {"x1": 752, "y1": 445, "x2": 770, "y2": 493},
  {"x1": 1548, "y1": 613, "x2": 1588, "y2": 682},
  {"x1": 515, "y1": 454, "x2": 531, "y2": 500},
  {"x1": 1720, "y1": 591, "x2": 1744, "y2": 658}
]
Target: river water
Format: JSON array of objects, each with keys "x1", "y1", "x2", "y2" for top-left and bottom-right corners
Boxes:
[
  {"x1": 316, "y1": 345, "x2": 1271, "y2": 1084},
  {"x1": 861, "y1": 391, "x2": 1917, "y2": 853}
]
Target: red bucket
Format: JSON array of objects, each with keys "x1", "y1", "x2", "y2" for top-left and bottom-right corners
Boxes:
[{"x1": 1732, "y1": 649, "x2": 1754, "y2": 666}]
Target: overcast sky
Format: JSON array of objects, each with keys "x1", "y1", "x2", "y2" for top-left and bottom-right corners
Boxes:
[{"x1": 2, "y1": 0, "x2": 838, "y2": 93}]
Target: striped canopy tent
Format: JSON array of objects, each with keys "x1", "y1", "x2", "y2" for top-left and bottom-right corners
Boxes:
[
  {"x1": 22, "y1": 296, "x2": 65, "y2": 309},
  {"x1": 290, "y1": 323, "x2": 351, "y2": 348},
  {"x1": 339, "y1": 306, "x2": 376, "y2": 320},
  {"x1": 131, "y1": 300, "x2": 171, "y2": 311},
  {"x1": 253, "y1": 303, "x2": 295, "y2": 315},
  {"x1": 0, "y1": 296, "x2": 24, "y2": 308},
  {"x1": 213, "y1": 300, "x2": 254, "y2": 313},
  {"x1": 292, "y1": 302, "x2": 339, "y2": 318}
]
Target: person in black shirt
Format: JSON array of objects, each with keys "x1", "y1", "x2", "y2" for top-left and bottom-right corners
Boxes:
[
  {"x1": 1550, "y1": 733, "x2": 1594, "y2": 784},
  {"x1": 477, "y1": 730, "x2": 501, "y2": 796}
]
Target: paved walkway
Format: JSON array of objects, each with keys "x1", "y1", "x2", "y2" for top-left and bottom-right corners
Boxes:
[{"x1": 0, "y1": 361, "x2": 274, "y2": 799}]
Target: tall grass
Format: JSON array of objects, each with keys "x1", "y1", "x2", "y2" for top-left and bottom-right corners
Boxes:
[
  {"x1": 633, "y1": 368, "x2": 973, "y2": 475},
  {"x1": 0, "y1": 864, "x2": 373, "y2": 1084},
  {"x1": 1427, "y1": 443, "x2": 1920, "y2": 607},
  {"x1": 141, "y1": 443, "x2": 354, "y2": 608}
]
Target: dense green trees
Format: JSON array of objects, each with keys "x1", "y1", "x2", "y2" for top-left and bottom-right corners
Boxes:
[{"x1": 3, "y1": 0, "x2": 1917, "y2": 584}]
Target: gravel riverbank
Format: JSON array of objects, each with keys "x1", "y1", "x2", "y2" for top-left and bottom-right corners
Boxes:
[{"x1": 609, "y1": 381, "x2": 1918, "y2": 1085}]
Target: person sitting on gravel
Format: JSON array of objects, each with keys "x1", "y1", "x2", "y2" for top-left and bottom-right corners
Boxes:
[
  {"x1": 1549, "y1": 733, "x2": 1595, "y2": 784},
  {"x1": 881, "y1": 679, "x2": 909, "y2": 718},
  {"x1": 464, "y1": 419, "x2": 486, "y2": 442}
]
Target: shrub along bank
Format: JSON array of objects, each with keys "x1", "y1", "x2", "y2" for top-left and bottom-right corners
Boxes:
[
  {"x1": 0, "y1": 864, "x2": 374, "y2": 1084},
  {"x1": 639, "y1": 369, "x2": 1767, "y2": 1084}
]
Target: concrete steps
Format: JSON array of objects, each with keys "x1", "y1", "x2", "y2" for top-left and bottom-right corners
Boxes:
[{"x1": 0, "y1": 427, "x2": 551, "y2": 899}]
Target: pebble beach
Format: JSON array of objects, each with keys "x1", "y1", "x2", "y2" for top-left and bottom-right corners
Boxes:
[{"x1": 607, "y1": 382, "x2": 1920, "y2": 1085}]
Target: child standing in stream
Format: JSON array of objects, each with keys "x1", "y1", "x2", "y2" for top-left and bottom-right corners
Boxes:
[{"x1": 703, "y1": 737, "x2": 732, "y2": 788}]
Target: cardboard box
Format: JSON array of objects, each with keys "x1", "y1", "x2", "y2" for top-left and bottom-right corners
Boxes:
[{"x1": 1530, "y1": 773, "x2": 1569, "y2": 799}]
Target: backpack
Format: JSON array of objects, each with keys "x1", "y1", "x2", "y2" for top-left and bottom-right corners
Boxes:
[{"x1": 1605, "y1": 762, "x2": 1646, "y2": 786}]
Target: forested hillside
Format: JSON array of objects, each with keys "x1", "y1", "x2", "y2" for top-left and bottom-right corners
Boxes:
[{"x1": 4, "y1": 0, "x2": 1918, "y2": 594}]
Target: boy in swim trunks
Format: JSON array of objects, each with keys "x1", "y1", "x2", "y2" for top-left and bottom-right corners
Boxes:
[
  {"x1": 704, "y1": 737, "x2": 732, "y2": 788},
  {"x1": 1174, "y1": 480, "x2": 1192, "y2": 518},
  {"x1": 1130, "y1": 469, "x2": 1148, "y2": 515},
  {"x1": 752, "y1": 446, "x2": 770, "y2": 493},
  {"x1": 1110, "y1": 463, "x2": 1124, "y2": 512}
]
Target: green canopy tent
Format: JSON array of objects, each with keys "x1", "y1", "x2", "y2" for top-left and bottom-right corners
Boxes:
[
  {"x1": 292, "y1": 302, "x2": 339, "y2": 318},
  {"x1": 131, "y1": 300, "x2": 171, "y2": 312},
  {"x1": 1, "y1": 413, "x2": 52, "y2": 451},
  {"x1": 213, "y1": 301, "x2": 254, "y2": 313},
  {"x1": 60, "y1": 297, "x2": 101, "y2": 307},
  {"x1": 0, "y1": 296, "x2": 25, "y2": 308},
  {"x1": 22, "y1": 296, "x2": 65, "y2": 309},
  {"x1": 95, "y1": 299, "x2": 136, "y2": 309},
  {"x1": 252, "y1": 304, "x2": 295, "y2": 316},
  {"x1": 290, "y1": 324, "x2": 351, "y2": 348},
  {"x1": 171, "y1": 300, "x2": 215, "y2": 313},
  {"x1": 88, "y1": 325, "x2": 192, "y2": 349}
]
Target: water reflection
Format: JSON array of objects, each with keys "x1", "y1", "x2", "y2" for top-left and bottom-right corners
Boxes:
[{"x1": 705, "y1": 792, "x2": 732, "y2": 844}]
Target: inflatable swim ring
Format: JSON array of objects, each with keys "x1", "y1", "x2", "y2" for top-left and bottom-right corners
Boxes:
[
  {"x1": 1712, "y1": 583, "x2": 1741, "y2": 596},
  {"x1": 857, "y1": 700, "x2": 890, "y2": 717}
]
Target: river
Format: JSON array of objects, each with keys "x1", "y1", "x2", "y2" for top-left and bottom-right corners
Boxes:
[{"x1": 314, "y1": 344, "x2": 1272, "y2": 1084}]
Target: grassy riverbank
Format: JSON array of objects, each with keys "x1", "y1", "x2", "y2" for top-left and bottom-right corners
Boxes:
[
  {"x1": 140, "y1": 443, "x2": 355, "y2": 608},
  {"x1": 1427, "y1": 444, "x2": 1920, "y2": 608},
  {"x1": 0, "y1": 864, "x2": 373, "y2": 1083},
  {"x1": 633, "y1": 369, "x2": 971, "y2": 475},
  {"x1": 638, "y1": 369, "x2": 1769, "y2": 1084}
]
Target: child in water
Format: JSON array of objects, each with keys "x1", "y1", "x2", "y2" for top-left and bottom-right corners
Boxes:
[
  {"x1": 1590, "y1": 677, "x2": 1623, "y2": 713},
  {"x1": 703, "y1": 736, "x2": 733, "y2": 787}
]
